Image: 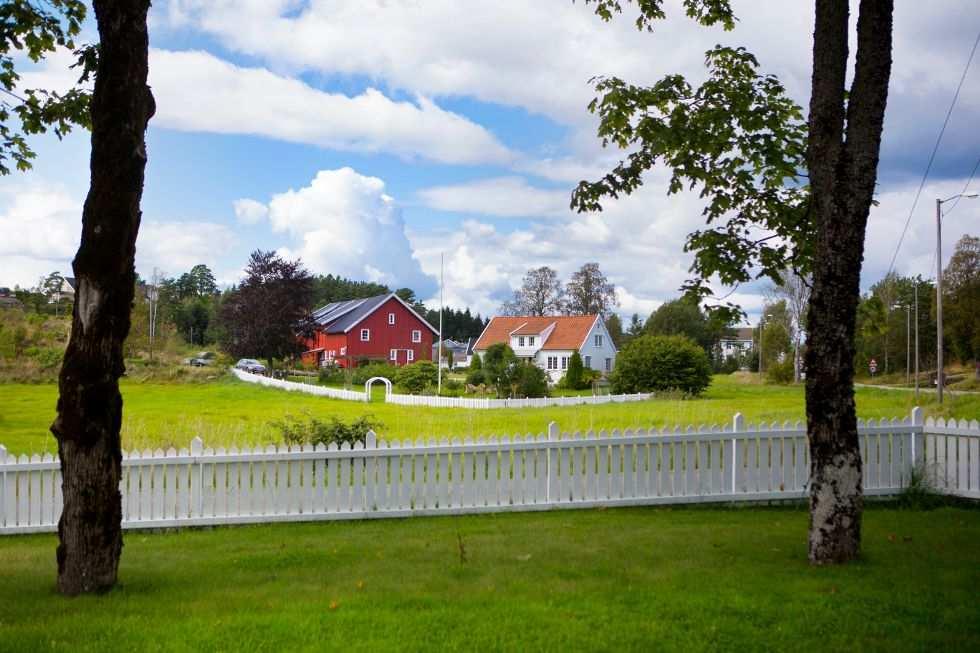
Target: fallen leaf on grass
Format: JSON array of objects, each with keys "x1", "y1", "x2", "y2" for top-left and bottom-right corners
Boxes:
[
  {"x1": 516, "y1": 554, "x2": 532, "y2": 561},
  {"x1": 329, "y1": 601, "x2": 339, "y2": 611}
]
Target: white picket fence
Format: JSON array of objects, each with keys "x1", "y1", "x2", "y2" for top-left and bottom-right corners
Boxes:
[
  {"x1": 385, "y1": 392, "x2": 653, "y2": 409},
  {"x1": 231, "y1": 368, "x2": 367, "y2": 401},
  {"x1": 233, "y1": 366, "x2": 651, "y2": 407},
  {"x1": 3, "y1": 409, "x2": 976, "y2": 535}
]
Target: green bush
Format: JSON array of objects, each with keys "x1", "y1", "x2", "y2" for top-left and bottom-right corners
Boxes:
[
  {"x1": 511, "y1": 362, "x2": 549, "y2": 398},
  {"x1": 469, "y1": 352, "x2": 482, "y2": 371},
  {"x1": 464, "y1": 368, "x2": 487, "y2": 386},
  {"x1": 394, "y1": 360, "x2": 438, "y2": 394},
  {"x1": 765, "y1": 358, "x2": 795, "y2": 385},
  {"x1": 610, "y1": 334, "x2": 711, "y2": 396},
  {"x1": 482, "y1": 343, "x2": 517, "y2": 395},
  {"x1": 349, "y1": 362, "x2": 398, "y2": 385},
  {"x1": 274, "y1": 413, "x2": 382, "y2": 448},
  {"x1": 444, "y1": 379, "x2": 464, "y2": 396},
  {"x1": 560, "y1": 351, "x2": 586, "y2": 389}
]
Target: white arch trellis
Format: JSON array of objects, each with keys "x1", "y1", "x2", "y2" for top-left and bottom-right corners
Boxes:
[{"x1": 365, "y1": 376, "x2": 393, "y2": 400}]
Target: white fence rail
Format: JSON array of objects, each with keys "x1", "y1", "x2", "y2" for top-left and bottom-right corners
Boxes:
[
  {"x1": 231, "y1": 368, "x2": 367, "y2": 402},
  {"x1": 385, "y1": 392, "x2": 653, "y2": 409},
  {"x1": 233, "y1": 366, "x2": 651, "y2": 407},
  {"x1": 5, "y1": 409, "x2": 976, "y2": 535}
]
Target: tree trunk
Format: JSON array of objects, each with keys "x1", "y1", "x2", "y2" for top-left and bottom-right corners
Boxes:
[
  {"x1": 804, "y1": 0, "x2": 892, "y2": 564},
  {"x1": 51, "y1": 0, "x2": 154, "y2": 596}
]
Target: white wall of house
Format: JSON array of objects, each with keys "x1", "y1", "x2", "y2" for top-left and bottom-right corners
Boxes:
[
  {"x1": 579, "y1": 319, "x2": 617, "y2": 375},
  {"x1": 535, "y1": 350, "x2": 575, "y2": 383}
]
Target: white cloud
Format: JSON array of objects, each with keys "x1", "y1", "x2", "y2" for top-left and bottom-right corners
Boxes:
[
  {"x1": 0, "y1": 185, "x2": 80, "y2": 287},
  {"x1": 418, "y1": 177, "x2": 568, "y2": 218},
  {"x1": 233, "y1": 198, "x2": 269, "y2": 224},
  {"x1": 135, "y1": 221, "x2": 238, "y2": 278},
  {"x1": 147, "y1": 49, "x2": 513, "y2": 166},
  {"x1": 256, "y1": 168, "x2": 436, "y2": 296}
]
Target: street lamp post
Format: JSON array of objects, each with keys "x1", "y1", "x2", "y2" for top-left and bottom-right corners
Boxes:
[{"x1": 936, "y1": 192, "x2": 979, "y2": 403}]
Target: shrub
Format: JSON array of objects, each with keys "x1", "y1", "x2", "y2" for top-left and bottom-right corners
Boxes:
[
  {"x1": 765, "y1": 358, "x2": 795, "y2": 385},
  {"x1": 274, "y1": 413, "x2": 382, "y2": 448},
  {"x1": 469, "y1": 352, "x2": 482, "y2": 371},
  {"x1": 610, "y1": 334, "x2": 711, "y2": 396},
  {"x1": 349, "y1": 362, "x2": 398, "y2": 385},
  {"x1": 464, "y1": 368, "x2": 487, "y2": 386},
  {"x1": 394, "y1": 360, "x2": 438, "y2": 394},
  {"x1": 561, "y1": 351, "x2": 586, "y2": 389},
  {"x1": 482, "y1": 343, "x2": 517, "y2": 395},
  {"x1": 444, "y1": 379, "x2": 464, "y2": 396},
  {"x1": 511, "y1": 362, "x2": 549, "y2": 398}
]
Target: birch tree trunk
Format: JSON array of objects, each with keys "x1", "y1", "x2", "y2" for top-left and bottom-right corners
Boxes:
[
  {"x1": 50, "y1": 0, "x2": 154, "y2": 595},
  {"x1": 804, "y1": 0, "x2": 893, "y2": 564}
]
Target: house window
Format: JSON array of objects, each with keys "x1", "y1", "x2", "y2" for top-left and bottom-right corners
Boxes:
[
  {"x1": 390, "y1": 349, "x2": 397, "y2": 361},
  {"x1": 518, "y1": 336, "x2": 525, "y2": 347},
  {"x1": 594, "y1": 334, "x2": 603, "y2": 347},
  {"x1": 360, "y1": 329, "x2": 370, "y2": 341},
  {"x1": 388, "y1": 312, "x2": 395, "y2": 325},
  {"x1": 585, "y1": 355, "x2": 592, "y2": 368},
  {"x1": 407, "y1": 350, "x2": 414, "y2": 362},
  {"x1": 528, "y1": 336, "x2": 535, "y2": 346},
  {"x1": 340, "y1": 347, "x2": 347, "y2": 356},
  {"x1": 561, "y1": 356, "x2": 568, "y2": 370},
  {"x1": 412, "y1": 329, "x2": 422, "y2": 343},
  {"x1": 605, "y1": 358, "x2": 612, "y2": 372},
  {"x1": 547, "y1": 356, "x2": 558, "y2": 370}
]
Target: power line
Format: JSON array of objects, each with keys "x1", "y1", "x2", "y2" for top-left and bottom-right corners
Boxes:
[
  {"x1": 942, "y1": 153, "x2": 980, "y2": 215},
  {"x1": 884, "y1": 27, "x2": 980, "y2": 277}
]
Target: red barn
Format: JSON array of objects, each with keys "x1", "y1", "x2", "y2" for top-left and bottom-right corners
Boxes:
[{"x1": 300, "y1": 293, "x2": 438, "y2": 368}]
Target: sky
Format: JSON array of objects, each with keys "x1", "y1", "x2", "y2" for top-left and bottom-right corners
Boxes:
[{"x1": 1, "y1": 0, "x2": 978, "y2": 324}]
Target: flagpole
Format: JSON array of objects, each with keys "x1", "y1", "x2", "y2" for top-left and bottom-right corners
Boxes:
[{"x1": 437, "y1": 252, "x2": 444, "y2": 394}]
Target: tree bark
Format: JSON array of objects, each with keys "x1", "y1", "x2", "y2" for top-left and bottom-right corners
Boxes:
[
  {"x1": 51, "y1": 0, "x2": 154, "y2": 595},
  {"x1": 804, "y1": 0, "x2": 892, "y2": 564}
]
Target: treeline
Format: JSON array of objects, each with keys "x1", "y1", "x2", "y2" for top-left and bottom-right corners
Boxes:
[{"x1": 120, "y1": 252, "x2": 489, "y2": 361}]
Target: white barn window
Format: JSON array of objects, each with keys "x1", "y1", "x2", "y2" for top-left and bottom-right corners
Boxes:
[
  {"x1": 412, "y1": 329, "x2": 422, "y2": 343},
  {"x1": 407, "y1": 350, "x2": 415, "y2": 362},
  {"x1": 388, "y1": 312, "x2": 395, "y2": 325},
  {"x1": 390, "y1": 349, "x2": 397, "y2": 361},
  {"x1": 360, "y1": 329, "x2": 370, "y2": 341}
]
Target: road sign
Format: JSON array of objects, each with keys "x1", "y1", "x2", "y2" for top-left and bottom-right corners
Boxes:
[{"x1": 869, "y1": 358, "x2": 878, "y2": 376}]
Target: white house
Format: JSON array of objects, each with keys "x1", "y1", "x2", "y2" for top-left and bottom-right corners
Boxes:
[
  {"x1": 472, "y1": 315, "x2": 617, "y2": 383},
  {"x1": 719, "y1": 327, "x2": 754, "y2": 360}
]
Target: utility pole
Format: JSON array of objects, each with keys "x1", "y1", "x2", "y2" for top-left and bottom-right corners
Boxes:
[
  {"x1": 936, "y1": 198, "x2": 944, "y2": 403},
  {"x1": 437, "y1": 252, "x2": 444, "y2": 395},
  {"x1": 758, "y1": 313, "x2": 764, "y2": 377},
  {"x1": 914, "y1": 284, "x2": 919, "y2": 401},
  {"x1": 905, "y1": 303, "x2": 910, "y2": 387},
  {"x1": 935, "y1": 192, "x2": 979, "y2": 403},
  {"x1": 147, "y1": 267, "x2": 160, "y2": 363}
]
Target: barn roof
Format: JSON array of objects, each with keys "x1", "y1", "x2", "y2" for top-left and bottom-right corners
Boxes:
[
  {"x1": 473, "y1": 315, "x2": 599, "y2": 351},
  {"x1": 310, "y1": 293, "x2": 438, "y2": 334}
]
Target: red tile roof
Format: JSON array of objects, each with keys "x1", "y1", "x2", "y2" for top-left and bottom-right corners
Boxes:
[{"x1": 474, "y1": 315, "x2": 599, "y2": 351}]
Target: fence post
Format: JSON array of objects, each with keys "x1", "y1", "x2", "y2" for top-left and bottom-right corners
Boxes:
[
  {"x1": 547, "y1": 422, "x2": 558, "y2": 505},
  {"x1": 730, "y1": 413, "x2": 744, "y2": 495},
  {"x1": 191, "y1": 436, "x2": 204, "y2": 518},
  {"x1": 910, "y1": 406, "x2": 923, "y2": 468}
]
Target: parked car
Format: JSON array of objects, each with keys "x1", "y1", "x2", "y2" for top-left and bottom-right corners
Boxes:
[
  {"x1": 186, "y1": 351, "x2": 216, "y2": 367},
  {"x1": 235, "y1": 358, "x2": 267, "y2": 374}
]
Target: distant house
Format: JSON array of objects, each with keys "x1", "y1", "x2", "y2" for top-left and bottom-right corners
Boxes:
[
  {"x1": 432, "y1": 338, "x2": 475, "y2": 369},
  {"x1": 300, "y1": 293, "x2": 438, "y2": 368},
  {"x1": 719, "y1": 327, "x2": 754, "y2": 360},
  {"x1": 0, "y1": 287, "x2": 22, "y2": 309},
  {"x1": 49, "y1": 277, "x2": 76, "y2": 304},
  {"x1": 473, "y1": 315, "x2": 617, "y2": 383}
]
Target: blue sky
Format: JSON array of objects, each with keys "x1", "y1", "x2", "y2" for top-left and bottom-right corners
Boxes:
[{"x1": 2, "y1": 0, "x2": 978, "y2": 322}]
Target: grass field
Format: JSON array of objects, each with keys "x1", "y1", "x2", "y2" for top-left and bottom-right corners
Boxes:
[
  {"x1": 1, "y1": 505, "x2": 977, "y2": 651},
  {"x1": 2, "y1": 373, "x2": 979, "y2": 455}
]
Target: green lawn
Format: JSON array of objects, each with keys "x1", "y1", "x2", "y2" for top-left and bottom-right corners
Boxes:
[
  {"x1": 1, "y1": 505, "x2": 977, "y2": 651},
  {"x1": 2, "y1": 374, "x2": 978, "y2": 455}
]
